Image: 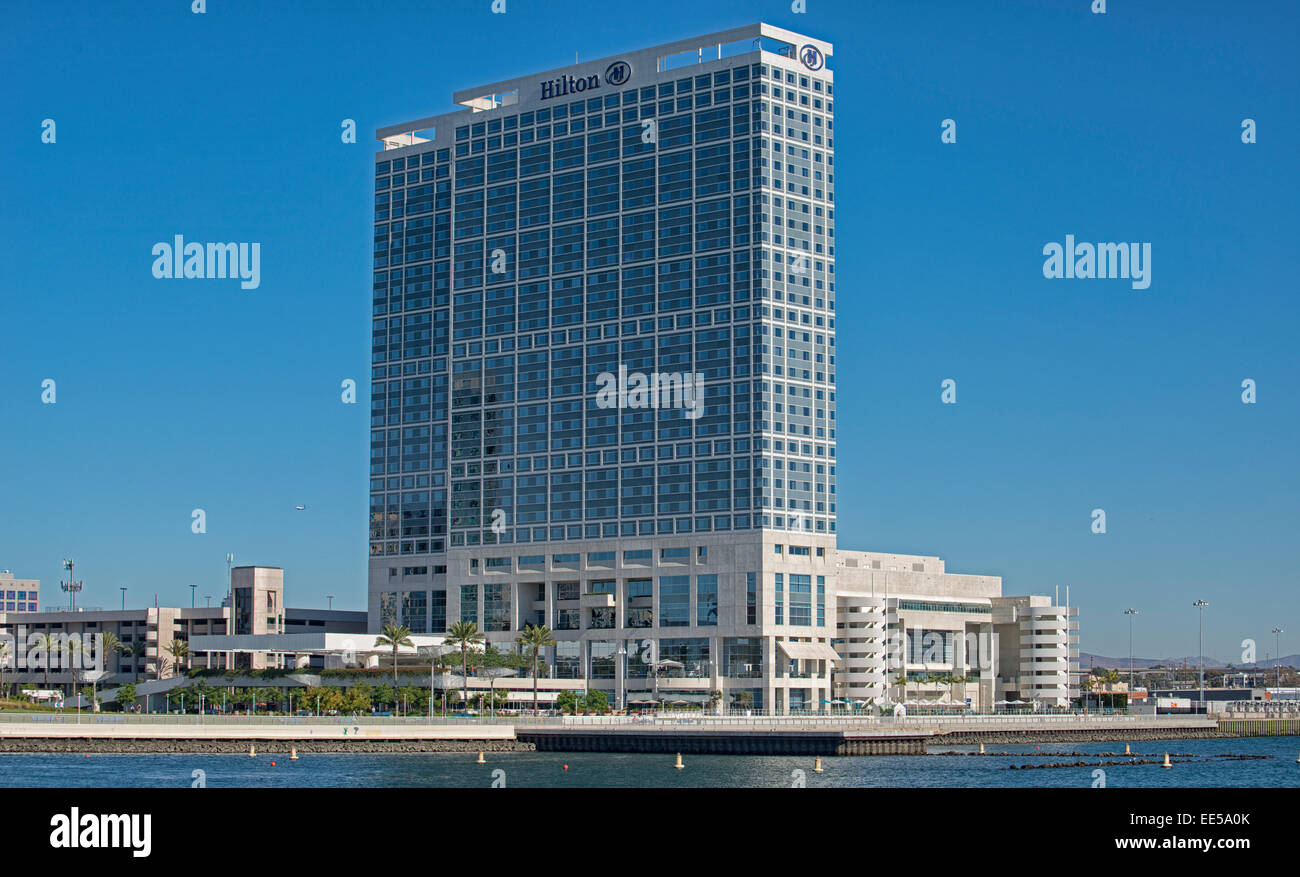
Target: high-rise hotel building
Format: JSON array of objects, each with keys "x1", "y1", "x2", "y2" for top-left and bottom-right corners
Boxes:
[{"x1": 370, "y1": 24, "x2": 839, "y2": 711}]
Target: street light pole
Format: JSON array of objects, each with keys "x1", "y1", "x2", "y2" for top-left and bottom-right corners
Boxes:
[
  {"x1": 1193, "y1": 600, "x2": 1209, "y2": 711},
  {"x1": 190, "y1": 584, "x2": 197, "y2": 608},
  {"x1": 1124, "y1": 609, "x2": 1139, "y2": 697},
  {"x1": 120, "y1": 587, "x2": 127, "y2": 611},
  {"x1": 1272, "y1": 628, "x2": 1284, "y2": 689}
]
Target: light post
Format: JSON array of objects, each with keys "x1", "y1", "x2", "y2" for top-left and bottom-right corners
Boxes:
[
  {"x1": 1193, "y1": 600, "x2": 1209, "y2": 711},
  {"x1": 1273, "y1": 628, "x2": 1285, "y2": 689},
  {"x1": 120, "y1": 587, "x2": 127, "y2": 611},
  {"x1": 189, "y1": 584, "x2": 197, "y2": 608},
  {"x1": 616, "y1": 646, "x2": 627, "y2": 712},
  {"x1": 225, "y1": 553, "x2": 234, "y2": 673},
  {"x1": 1124, "y1": 608, "x2": 1139, "y2": 700},
  {"x1": 327, "y1": 595, "x2": 335, "y2": 610}
]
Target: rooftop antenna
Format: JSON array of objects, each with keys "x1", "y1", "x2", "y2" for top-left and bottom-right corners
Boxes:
[{"x1": 60, "y1": 558, "x2": 83, "y2": 612}]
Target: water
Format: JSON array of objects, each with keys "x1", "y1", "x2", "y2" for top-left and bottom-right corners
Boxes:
[{"x1": 2, "y1": 736, "x2": 1296, "y2": 787}]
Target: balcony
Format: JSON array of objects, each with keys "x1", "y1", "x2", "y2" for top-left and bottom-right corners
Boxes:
[{"x1": 580, "y1": 593, "x2": 615, "y2": 609}]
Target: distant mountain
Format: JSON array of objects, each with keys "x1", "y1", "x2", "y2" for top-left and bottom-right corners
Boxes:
[{"x1": 1078, "y1": 653, "x2": 1299, "y2": 670}]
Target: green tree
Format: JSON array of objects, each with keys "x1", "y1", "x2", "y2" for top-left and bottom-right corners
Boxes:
[
  {"x1": 373, "y1": 682, "x2": 395, "y2": 709},
  {"x1": 515, "y1": 624, "x2": 557, "y2": 714},
  {"x1": 556, "y1": 690, "x2": 580, "y2": 716},
  {"x1": 446, "y1": 621, "x2": 484, "y2": 711},
  {"x1": 342, "y1": 682, "x2": 373, "y2": 715},
  {"x1": 731, "y1": 690, "x2": 754, "y2": 712},
  {"x1": 115, "y1": 682, "x2": 137, "y2": 712},
  {"x1": 374, "y1": 623, "x2": 414, "y2": 687},
  {"x1": 582, "y1": 690, "x2": 609, "y2": 715}
]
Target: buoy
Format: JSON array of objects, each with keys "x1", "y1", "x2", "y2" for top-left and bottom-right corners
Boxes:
[
  {"x1": 270, "y1": 761, "x2": 276, "y2": 767},
  {"x1": 813, "y1": 757, "x2": 824, "y2": 773},
  {"x1": 290, "y1": 747, "x2": 299, "y2": 761},
  {"x1": 978, "y1": 744, "x2": 985, "y2": 754},
  {"x1": 1125, "y1": 743, "x2": 1131, "y2": 755},
  {"x1": 674, "y1": 752, "x2": 685, "y2": 770},
  {"x1": 563, "y1": 764, "x2": 569, "y2": 771},
  {"x1": 477, "y1": 751, "x2": 486, "y2": 764},
  {"x1": 249, "y1": 744, "x2": 256, "y2": 758},
  {"x1": 1162, "y1": 752, "x2": 1172, "y2": 769}
]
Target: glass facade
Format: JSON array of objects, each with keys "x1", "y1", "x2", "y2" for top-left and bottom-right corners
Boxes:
[
  {"x1": 370, "y1": 42, "x2": 835, "y2": 572},
  {"x1": 366, "y1": 27, "x2": 839, "y2": 712}
]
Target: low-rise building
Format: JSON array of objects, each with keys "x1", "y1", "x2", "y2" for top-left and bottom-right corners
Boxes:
[
  {"x1": 834, "y1": 550, "x2": 1079, "y2": 710},
  {"x1": 0, "y1": 570, "x2": 40, "y2": 613},
  {"x1": 0, "y1": 566, "x2": 364, "y2": 692}
]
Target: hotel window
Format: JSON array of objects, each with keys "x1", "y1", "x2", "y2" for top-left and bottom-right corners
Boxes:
[
  {"x1": 484, "y1": 583, "x2": 510, "y2": 631},
  {"x1": 552, "y1": 553, "x2": 580, "y2": 569},
  {"x1": 379, "y1": 592, "x2": 399, "y2": 627},
  {"x1": 555, "y1": 582, "x2": 579, "y2": 601},
  {"x1": 816, "y1": 576, "x2": 825, "y2": 626},
  {"x1": 623, "y1": 549, "x2": 652, "y2": 565},
  {"x1": 774, "y1": 574, "x2": 784, "y2": 625},
  {"x1": 696, "y1": 574, "x2": 718, "y2": 626},
  {"x1": 745, "y1": 572, "x2": 758, "y2": 624},
  {"x1": 430, "y1": 590, "x2": 447, "y2": 632},
  {"x1": 459, "y1": 585, "x2": 478, "y2": 625},
  {"x1": 587, "y1": 551, "x2": 615, "y2": 567},
  {"x1": 554, "y1": 641, "x2": 582, "y2": 677},
  {"x1": 485, "y1": 556, "x2": 512, "y2": 572},
  {"x1": 659, "y1": 575, "x2": 690, "y2": 627},
  {"x1": 660, "y1": 546, "x2": 690, "y2": 563},
  {"x1": 788, "y1": 545, "x2": 810, "y2": 557},
  {"x1": 788, "y1": 574, "x2": 812, "y2": 626},
  {"x1": 401, "y1": 591, "x2": 428, "y2": 632},
  {"x1": 659, "y1": 637, "x2": 710, "y2": 677},
  {"x1": 519, "y1": 555, "x2": 545, "y2": 571},
  {"x1": 723, "y1": 637, "x2": 762, "y2": 678},
  {"x1": 588, "y1": 579, "x2": 615, "y2": 596},
  {"x1": 589, "y1": 641, "x2": 617, "y2": 678}
]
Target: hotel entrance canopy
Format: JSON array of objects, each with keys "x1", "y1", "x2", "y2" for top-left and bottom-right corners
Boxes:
[{"x1": 778, "y1": 641, "x2": 842, "y2": 662}]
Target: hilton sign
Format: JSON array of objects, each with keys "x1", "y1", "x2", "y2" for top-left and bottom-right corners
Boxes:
[{"x1": 541, "y1": 60, "x2": 631, "y2": 100}]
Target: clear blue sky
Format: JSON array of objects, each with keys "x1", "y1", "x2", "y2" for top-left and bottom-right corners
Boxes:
[{"x1": 1, "y1": 1, "x2": 1296, "y2": 661}]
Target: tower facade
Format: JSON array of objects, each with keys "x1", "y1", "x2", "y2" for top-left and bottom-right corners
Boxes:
[{"x1": 370, "y1": 24, "x2": 837, "y2": 712}]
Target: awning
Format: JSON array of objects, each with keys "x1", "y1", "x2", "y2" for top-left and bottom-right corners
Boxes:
[
  {"x1": 505, "y1": 691, "x2": 558, "y2": 702},
  {"x1": 778, "y1": 641, "x2": 842, "y2": 662}
]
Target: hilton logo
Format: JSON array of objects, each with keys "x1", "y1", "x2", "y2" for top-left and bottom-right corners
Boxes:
[
  {"x1": 799, "y1": 44, "x2": 824, "y2": 71},
  {"x1": 605, "y1": 61, "x2": 631, "y2": 86},
  {"x1": 540, "y1": 59, "x2": 631, "y2": 100}
]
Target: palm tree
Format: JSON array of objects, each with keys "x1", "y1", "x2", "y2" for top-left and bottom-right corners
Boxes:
[
  {"x1": 31, "y1": 632, "x2": 60, "y2": 690},
  {"x1": 163, "y1": 638, "x2": 190, "y2": 678},
  {"x1": 127, "y1": 640, "x2": 147, "y2": 682},
  {"x1": 374, "y1": 623, "x2": 414, "y2": 686},
  {"x1": 515, "y1": 624, "x2": 557, "y2": 714},
  {"x1": 446, "y1": 621, "x2": 484, "y2": 712},
  {"x1": 97, "y1": 632, "x2": 124, "y2": 681}
]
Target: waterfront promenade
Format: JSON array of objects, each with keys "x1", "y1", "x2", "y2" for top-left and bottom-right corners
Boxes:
[{"x1": 0, "y1": 712, "x2": 1245, "y2": 755}]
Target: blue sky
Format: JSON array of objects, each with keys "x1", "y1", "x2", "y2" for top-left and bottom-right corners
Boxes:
[{"x1": 1, "y1": 0, "x2": 1296, "y2": 660}]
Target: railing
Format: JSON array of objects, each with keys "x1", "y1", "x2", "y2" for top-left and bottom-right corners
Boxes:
[{"x1": 0, "y1": 710, "x2": 1218, "y2": 730}]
